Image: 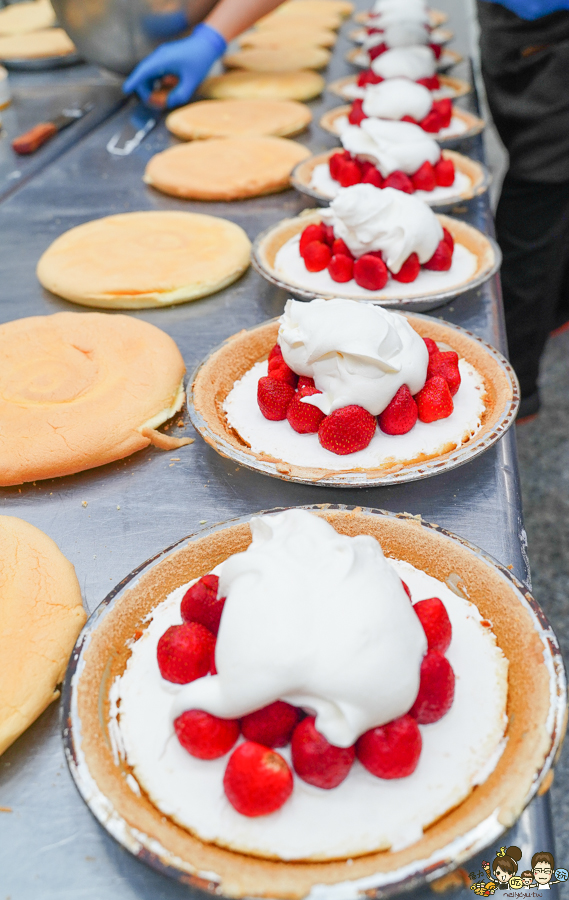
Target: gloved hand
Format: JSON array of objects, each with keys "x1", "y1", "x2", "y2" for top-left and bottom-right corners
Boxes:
[{"x1": 123, "y1": 23, "x2": 227, "y2": 109}]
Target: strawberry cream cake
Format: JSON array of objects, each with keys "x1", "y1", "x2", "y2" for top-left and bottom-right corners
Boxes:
[
  {"x1": 222, "y1": 298, "x2": 487, "y2": 470},
  {"x1": 308, "y1": 120, "x2": 471, "y2": 203},
  {"x1": 321, "y1": 78, "x2": 470, "y2": 142},
  {"x1": 110, "y1": 509, "x2": 509, "y2": 861},
  {"x1": 271, "y1": 185, "x2": 479, "y2": 300}
]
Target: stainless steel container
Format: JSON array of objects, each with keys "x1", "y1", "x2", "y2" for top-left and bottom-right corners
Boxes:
[{"x1": 50, "y1": 0, "x2": 207, "y2": 74}]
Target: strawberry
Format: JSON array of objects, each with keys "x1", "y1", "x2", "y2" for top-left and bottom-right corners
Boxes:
[
  {"x1": 328, "y1": 253, "x2": 354, "y2": 282},
  {"x1": 417, "y1": 74, "x2": 440, "y2": 90},
  {"x1": 356, "y1": 714, "x2": 422, "y2": 779},
  {"x1": 318, "y1": 405, "x2": 377, "y2": 454},
  {"x1": 357, "y1": 69, "x2": 382, "y2": 86},
  {"x1": 401, "y1": 114, "x2": 418, "y2": 125},
  {"x1": 423, "y1": 238, "x2": 453, "y2": 271},
  {"x1": 430, "y1": 42, "x2": 442, "y2": 59},
  {"x1": 303, "y1": 240, "x2": 332, "y2": 272},
  {"x1": 322, "y1": 223, "x2": 335, "y2": 245},
  {"x1": 420, "y1": 109, "x2": 443, "y2": 133},
  {"x1": 427, "y1": 350, "x2": 461, "y2": 396},
  {"x1": 337, "y1": 158, "x2": 363, "y2": 187},
  {"x1": 434, "y1": 98, "x2": 452, "y2": 128},
  {"x1": 257, "y1": 376, "x2": 295, "y2": 420},
  {"x1": 362, "y1": 166, "x2": 384, "y2": 188},
  {"x1": 391, "y1": 252, "x2": 420, "y2": 283},
  {"x1": 413, "y1": 596, "x2": 452, "y2": 653},
  {"x1": 332, "y1": 237, "x2": 353, "y2": 258},
  {"x1": 291, "y1": 716, "x2": 355, "y2": 789},
  {"x1": 434, "y1": 157, "x2": 455, "y2": 186},
  {"x1": 224, "y1": 742, "x2": 294, "y2": 816},
  {"x1": 174, "y1": 710, "x2": 239, "y2": 759},
  {"x1": 181, "y1": 574, "x2": 226, "y2": 636},
  {"x1": 156, "y1": 622, "x2": 215, "y2": 684},
  {"x1": 415, "y1": 375, "x2": 454, "y2": 423},
  {"x1": 369, "y1": 42, "x2": 387, "y2": 59},
  {"x1": 268, "y1": 342, "x2": 283, "y2": 364},
  {"x1": 298, "y1": 375, "x2": 315, "y2": 391},
  {"x1": 442, "y1": 227, "x2": 454, "y2": 251},
  {"x1": 241, "y1": 701, "x2": 301, "y2": 747},
  {"x1": 329, "y1": 151, "x2": 351, "y2": 181},
  {"x1": 299, "y1": 223, "x2": 326, "y2": 256},
  {"x1": 287, "y1": 387, "x2": 325, "y2": 433},
  {"x1": 378, "y1": 384, "x2": 418, "y2": 435},
  {"x1": 383, "y1": 170, "x2": 413, "y2": 193},
  {"x1": 401, "y1": 579, "x2": 412, "y2": 600},
  {"x1": 348, "y1": 98, "x2": 367, "y2": 125},
  {"x1": 409, "y1": 650, "x2": 455, "y2": 723},
  {"x1": 353, "y1": 253, "x2": 388, "y2": 291},
  {"x1": 412, "y1": 160, "x2": 436, "y2": 192},
  {"x1": 423, "y1": 336, "x2": 438, "y2": 357},
  {"x1": 268, "y1": 358, "x2": 298, "y2": 388}
]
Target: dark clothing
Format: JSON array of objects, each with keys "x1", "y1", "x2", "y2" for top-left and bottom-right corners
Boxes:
[
  {"x1": 477, "y1": 1, "x2": 569, "y2": 401},
  {"x1": 478, "y1": 1, "x2": 569, "y2": 182}
]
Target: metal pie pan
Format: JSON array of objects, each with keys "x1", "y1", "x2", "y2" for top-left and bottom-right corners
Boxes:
[
  {"x1": 251, "y1": 209, "x2": 501, "y2": 312},
  {"x1": 290, "y1": 149, "x2": 491, "y2": 208},
  {"x1": 186, "y1": 312, "x2": 518, "y2": 488},
  {"x1": 327, "y1": 73, "x2": 472, "y2": 102},
  {"x1": 319, "y1": 104, "x2": 486, "y2": 148},
  {"x1": 346, "y1": 46, "x2": 463, "y2": 73},
  {"x1": 61, "y1": 504, "x2": 566, "y2": 898}
]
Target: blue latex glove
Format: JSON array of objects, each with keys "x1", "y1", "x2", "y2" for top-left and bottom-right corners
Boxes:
[{"x1": 123, "y1": 23, "x2": 227, "y2": 108}]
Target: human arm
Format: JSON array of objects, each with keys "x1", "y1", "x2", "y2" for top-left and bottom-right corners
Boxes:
[{"x1": 123, "y1": 0, "x2": 288, "y2": 108}]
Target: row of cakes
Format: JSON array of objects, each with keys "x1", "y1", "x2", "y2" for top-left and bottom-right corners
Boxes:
[{"x1": 1, "y1": 4, "x2": 565, "y2": 900}]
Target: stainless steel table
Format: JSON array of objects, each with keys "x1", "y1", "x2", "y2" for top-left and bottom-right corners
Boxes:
[
  {"x1": 0, "y1": 63, "x2": 124, "y2": 200},
  {"x1": 0, "y1": 5, "x2": 561, "y2": 898}
]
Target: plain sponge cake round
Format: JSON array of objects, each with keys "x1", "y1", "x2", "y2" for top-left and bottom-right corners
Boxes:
[
  {"x1": 144, "y1": 136, "x2": 311, "y2": 201},
  {"x1": 0, "y1": 515, "x2": 86, "y2": 755},
  {"x1": 0, "y1": 0, "x2": 55, "y2": 35},
  {"x1": 0, "y1": 311, "x2": 192, "y2": 486},
  {"x1": 166, "y1": 98, "x2": 312, "y2": 140},
  {"x1": 223, "y1": 46, "x2": 330, "y2": 72},
  {"x1": 238, "y1": 29, "x2": 337, "y2": 49},
  {"x1": 199, "y1": 70, "x2": 324, "y2": 101},
  {"x1": 37, "y1": 210, "x2": 251, "y2": 308},
  {"x1": 0, "y1": 27, "x2": 75, "y2": 59}
]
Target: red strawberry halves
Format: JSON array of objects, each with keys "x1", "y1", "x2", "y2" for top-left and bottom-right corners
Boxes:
[
  {"x1": 414, "y1": 597, "x2": 452, "y2": 653},
  {"x1": 356, "y1": 714, "x2": 422, "y2": 779},
  {"x1": 378, "y1": 385, "x2": 418, "y2": 435},
  {"x1": 415, "y1": 376, "x2": 454, "y2": 423},
  {"x1": 156, "y1": 622, "x2": 215, "y2": 684},
  {"x1": 291, "y1": 716, "x2": 355, "y2": 789},
  {"x1": 409, "y1": 650, "x2": 455, "y2": 724},
  {"x1": 257, "y1": 376, "x2": 295, "y2": 421},
  {"x1": 241, "y1": 700, "x2": 301, "y2": 747},
  {"x1": 181, "y1": 574, "x2": 225, "y2": 636},
  {"x1": 318, "y1": 405, "x2": 377, "y2": 455},
  {"x1": 175, "y1": 710, "x2": 239, "y2": 759},
  {"x1": 224, "y1": 741, "x2": 293, "y2": 816}
]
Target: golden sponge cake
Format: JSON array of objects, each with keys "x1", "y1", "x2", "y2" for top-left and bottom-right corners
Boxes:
[
  {"x1": 0, "y1": 515, "x2": 86, "y2": 755},
  {"x1": 166, "y1": 98, "x2": 312, "y2": 140},
  {"x1": 199, "y1": 69, "x2": 324, "y2": 101}
]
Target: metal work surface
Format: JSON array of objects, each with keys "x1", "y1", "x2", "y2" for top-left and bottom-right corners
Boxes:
[
  {"x1": 0, "y1": 63, "x2": 124, "y2": 200},
  {"x1": 0, "y1": 3, "x2": 560, "y2": 898}
]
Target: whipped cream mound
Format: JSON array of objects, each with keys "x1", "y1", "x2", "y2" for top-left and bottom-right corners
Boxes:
[
  {"x1": 278, "y1": 298, "x2": 428, "y2": 415},
  {"x1": 320, "y1": 184, "x2": 442, "y2": 273},
  {"x1": 372, "y1": 0, "x2": 428, "y2": 17},
  {"x1": 365, "y1": 20, "x2": 429, "y2": 50},
  {"x1": 362, "y1": 78, "x2": 433, "y2": 122},
  {"x1": 224, "y1": 355, "x2": 486, "y2": 471},
  {"x1": 341, "y1": 119, "x2": 441, "y2": 177},
  {"x1": 371, "y1": 45, "x2": 436, "y2": 80},
  {"x1": 173, "y1": 510, "x2": 427, "y2": 747},
  {"x1": 309, "y1": 162, "x2": 471, "y2": 204},
  {"x1": 114, "y1": 551, "x2": 508, "y2": 861}
]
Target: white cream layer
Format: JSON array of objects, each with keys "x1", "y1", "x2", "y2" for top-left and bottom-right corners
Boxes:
[
  {"x1": 353, "y1": 47, "x2": 455, "y2": 72},
  {"x1": 114, "y1": 556, "x2": 508, "y2": 861},
  {"x1": 371, "y1": 46, "x2": 436, "y2": 80},
  {"x1": 274, "y1": 233, "x2": 478, "y2": 300},
  {"x1": 224, "y1": 357, "x2": 486, "y2": 471},
  {"x1": 341, "y1": 80, "x2": 462, "y2": 101},
  {"x1": 309, "y1": 162, "x2": 471, "y2": 204},
  {"x1": 334, "y1": 113, "x2": 469, "y2": 142}
]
